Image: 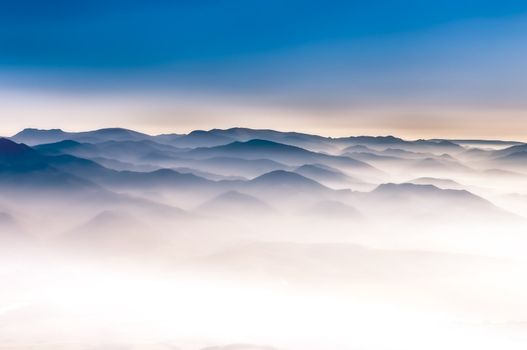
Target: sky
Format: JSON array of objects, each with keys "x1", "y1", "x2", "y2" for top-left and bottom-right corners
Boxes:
[{"x1": 1, "y1": 0, "x2": 527, "y2": 139}]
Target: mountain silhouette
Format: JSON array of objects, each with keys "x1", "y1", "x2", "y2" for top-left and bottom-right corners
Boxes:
[
  {"x1": 0, "y1": 138, "x2": 42, "y2": 164},
  {"x1": 303, "y1": 200, "x2": 362, "y2": 219},
  {"x1": 294, "y1": 163, "x2": 365, "y2": 188},
  {"x1": 354, "y1": 182, "x2": 514, "y2": 220},
  {"x1": 248, "y1": 170, "x2": 329, "y2": 191},
  {"x1": 198, "y1": 190, "x2": 274, "y2": 215},
  {"x1": 408, "y1": 177, "x2": 464, "y2": 190},
  {"x1": 12, "y1": 127, "x2": 153, "y2": 145},
  {"x1": 186, "y1": 139, "x2": 377, "y2": 174}
]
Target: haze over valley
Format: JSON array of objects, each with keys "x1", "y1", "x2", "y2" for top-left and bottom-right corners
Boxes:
[{"x1": 1, "y1": 127, "x2": 527, "y2": 350}]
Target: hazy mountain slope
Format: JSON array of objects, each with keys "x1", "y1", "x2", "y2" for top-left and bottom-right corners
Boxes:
[
  {"x1": 63, "y1": 210, "x2": 162, "y2": 252},
  {"x1": 197, "y1": 191, "x2": 274, "y2": 216},
  {"x1": 0, "y1": 138, "x2": 100, "y2": 192},
  {"x1": 407, "y1": 177, "x2": 464, "y2": 190},
  {"x1": 170, "y1": 157, "x2": 290, "y2": 178},
  {"x1": 12, "y1": 127, "x2": 154, "y2": 145},
  {"x1": 248, "y1": 170, "x2": 330, "y2": 192},
  {"x1": 294, "y1": 164, "x2": 366, "y2": 189},
  {"x1": 0, "y1": 211, "x2": 25, "y2": 240},
  {"x1": 166, "y1": 129, "x2": 235, "y2": 148},
  {"x1": 405, "y1": 157, "x2": 473, "y2": 174},
  {"x1": 1, "y1": 138, "x2": 221, "y2": 193},
  {"x1": 353, "y1": 183, "x2": 511, "y2": 220},
  {"x1": 185, "y1": 140, "x2": 378, "y2": 176},
  {"x1": 445, "y1": 139, "x2": 524, "y2": 148},
  {"x1": 208, "y1": 127, "x2": 336, "y2": 152},
  {"x1": 35, "y1": 139, "x2": 183, "y2": 164},
  {"x1": 34, "y1": 140, "x2": 99, "y2": 157},
  {"x1": 173, "y1": 167, "x2": 247, "y2": 181},
  {"x1": 302, "y1": 200, "x2": 362, "y2": 219},
  {"x1": 0, "y1": 137, "x2": 43, "y2": 164},
  {"x1": 10, "y1": 128, "x2": 68, "y2": 145},
  {"x1": 336, "y1": 136, "x2": 463, "y2": 154},
  {"x1": 491, "y1": 151, "x2": 527, "y2": 171}
]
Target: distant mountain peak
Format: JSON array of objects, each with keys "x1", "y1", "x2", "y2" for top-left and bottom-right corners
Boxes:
[
  {"x1": 212, "y1": 190, "x2": 270, "y2": 205},
  {"x1": 38, "y1": 139, "x2": 82, "y2": 147},
  {"x1": 198, "y1": 190, "x2": 273, "y2": 214},
  {"x1": 250, "y1": 170, "x2": 327, "y2": 190},
  {"x1": 15, "y1": 128, "x2": 65, "y2": 135},
  {"x1": 372, "y1": 182, "x2": 481, "y2": 201},
  {"x1": 253, "y1": 169, "x2": 311, "y2": 181},
  {"x1": 374, "y1": 182, "x2": 440, "y2": 193},
  {"x1": 236, "y1": 139, "x2": 283, "y2": 146}
]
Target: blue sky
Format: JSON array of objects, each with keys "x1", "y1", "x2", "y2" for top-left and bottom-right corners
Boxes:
[{"x1": 1, "y1": 1, "x2": 527, "y2": 137}]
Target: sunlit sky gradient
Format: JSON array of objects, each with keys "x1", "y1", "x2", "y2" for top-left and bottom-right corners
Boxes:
[{"x1": 1, "y1": 1, "x2": 527, "y2": 139}]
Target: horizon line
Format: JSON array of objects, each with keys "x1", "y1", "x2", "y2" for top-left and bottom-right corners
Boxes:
[{"x1": 3, "y1": 126, "x2": 525, "y2": 144}]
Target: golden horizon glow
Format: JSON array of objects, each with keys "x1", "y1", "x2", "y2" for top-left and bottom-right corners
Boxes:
[{"x1": 1, "y1": 90, "x2": 527, "y2": 142}]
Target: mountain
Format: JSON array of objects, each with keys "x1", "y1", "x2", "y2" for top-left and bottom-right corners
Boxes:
[
  {"x1": 168, "y1": 129, "x2": 466, "y2": 155},
  {"x1": 152, "y1": 132, "x2": 184, "y2": 144},
  {"x1": 185, "y1": 139, "x2": 377, "y2": 174},
  {"x1": 211, "y1": 127, "x2": 336, "y2": 152},
  {"x1": 168, "y1": 127, "x2": 335, "y2": 152},
  {"x1": 336, "y1": 136, "x2": 463, "y2": 154},
  {"x1": 484, "y1": 151, "x2": 527, "y2": 173},
  {"x1": 303, "y1": 200, "x2": 362, "y2": 219},
  {"x1": 458, "y1": 147, "x2": 494, "y2": 161},
  {"x1": 248, "y1": 170, "x2": 330, "y2": 192},
  {"x1": 34, "y1": 140, "x2": 97, "y2": 157},
  {"x1": 174, "y1": 157, "x2": 289, "y2": 178},
  {"x1": 74, "y1": 210, "x2": 146, "y2": 232},
  {"x1": 379, "y1": 148, "x2": 436, "y2": 159},
  {"x1": 10, "y1": 128, "x2": 69, "y2": 145},
  {"x1": 35, "y1": 139, "x2": 183, "y2": 164},
  {"x1": 406, "y1": 157, "x2": 472, "y2": 174},
  {"x1": 444, "y1": 139, "x2": 524, "y2": 148},
  {"x1": 294, "y1": 164, "x2": 365, "y2": 188},
  {"x1": 173, "y1": 167, "x2": 246, "y2": 181},
  {"x1": 63, "y1": 210, "x2": 158, "y2": 250},
  {"x1": 370, "y1": 183, "x2": 485, "y2": 203},
  {"x1": 465, "y1": 145, "x2": 527, "y2": 172},
  {"x1": 197, "y1": 191, "x2": 274, "y2": 215},
  {"x1": 494, "y1": 151, "x2": 527, "y2": 162},
  {"x1": 0, "y1": 138, "x2": 218, "y2": 193},
  {"x1": 492, "y1": 144, "x2": 527, "y2": 158},
  {"x1": 98, "y1": 168, "x2": 215, "y2": 190},
  {"x1": 341, "y1": 144, "x2": 377, "y2": 153},
  {"x1": 407, "y1": 177, "x2": 464, "y2": 190},
  {"x1": 12, "y1": 127, "x2": 153, "y2": 146},
  {"x1": 165, "y1": 129, "x2": 235, "y2": 148},
  {"x1": 78, "y1": 128, "x2": 151, "y2": 142},
  {"x1": 0, "y1": 211, "x2": 29, "y2": 243},
  {"x1": 0, "y1": 212, "x2": 22, "y2": 235},
  {"x1": 88, "y1": 156, "x2": 156, "y2": 171},
  {"x1": 0, "y1": 137, "x2": 41, "y2": 165},
  {"x1": 410, "y1": 139, "x2": 464, "y2": 154},
  {"x1": 336, "y1": 135, "x2": 406, "y2": 148},
  {"x1": 343, "y1": 151, "x2": 410, "y2": 164},
  {"x1": 242, "y1": 170, "x2": 343, "y2": 209},
  {"x1": 354, "y1": 183, "x2": 511, "y2": 220},
  {"x1": 0, "y1": 138, "x2": 101, "y2": 192}
]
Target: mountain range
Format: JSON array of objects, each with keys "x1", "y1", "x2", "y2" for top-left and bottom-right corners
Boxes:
[{"x1": 1, "y1": 126, "x2": 526, "y2": 242}]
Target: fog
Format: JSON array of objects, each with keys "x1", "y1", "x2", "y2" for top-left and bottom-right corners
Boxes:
[{"x1": 2, "y1": 128, "x2": 527, "y2": 349}]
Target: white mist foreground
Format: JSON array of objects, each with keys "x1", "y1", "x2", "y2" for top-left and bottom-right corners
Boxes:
[{"x1": 2, "y1": 218, "x2": 527, "y2": 350}]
